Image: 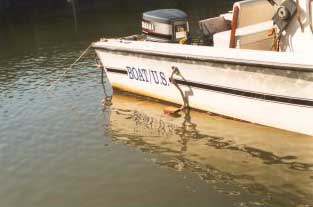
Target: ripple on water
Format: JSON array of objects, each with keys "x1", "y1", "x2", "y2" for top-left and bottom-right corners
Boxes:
[{"x1": 105, "y1": 92, "x2": 313, "y2": 207}]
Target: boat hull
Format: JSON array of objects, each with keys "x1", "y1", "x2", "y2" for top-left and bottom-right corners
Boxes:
[{"x1": 94, "y1": 41, "x2": 313, "y2": 136}]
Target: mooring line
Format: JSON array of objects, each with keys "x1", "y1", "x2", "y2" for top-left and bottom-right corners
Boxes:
[{"x1": 47, "y1": 44, "x2": 92, "y2": 91}]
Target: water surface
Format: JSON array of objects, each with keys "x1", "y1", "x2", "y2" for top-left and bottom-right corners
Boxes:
[{"x1": 0, "y1": 2, "x2": 313, "y2": 207}]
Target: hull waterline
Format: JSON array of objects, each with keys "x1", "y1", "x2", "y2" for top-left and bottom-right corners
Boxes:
[{"x1": 93, "y1": 40, "x2": 313, "y2": 136}]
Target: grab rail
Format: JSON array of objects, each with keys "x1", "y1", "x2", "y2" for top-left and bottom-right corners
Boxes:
[
  {"x1": 296, "y1": 0, "x2": 304, "y2": 32},
  {"x1": 229, "y1": 6, "x2": 239, "y2": 48},
  {"x1": 309, "y1": 0, "x2": 313, "y2": 33}
]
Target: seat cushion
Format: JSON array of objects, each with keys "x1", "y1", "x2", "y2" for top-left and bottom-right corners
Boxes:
[
  {"x1": 213, "y1": 20, "x2": 274, "y2": 50},
  {"x1": 234, "y1": 0, "x2": 275, "y2": 28}
]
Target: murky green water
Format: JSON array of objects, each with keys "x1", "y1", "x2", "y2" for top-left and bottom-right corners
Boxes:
[{"x1": 1, "y1": 2, "x2": 313, "y2": 207}]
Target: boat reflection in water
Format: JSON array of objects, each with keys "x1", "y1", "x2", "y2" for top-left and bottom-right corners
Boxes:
[{"x1": 103, "y1": 91, "x2": 313, "y2": 207}]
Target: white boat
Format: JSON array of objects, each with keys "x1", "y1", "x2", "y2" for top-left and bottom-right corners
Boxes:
[{"x1": 93, "y1": 0, "x2": 313, "y2": 136}]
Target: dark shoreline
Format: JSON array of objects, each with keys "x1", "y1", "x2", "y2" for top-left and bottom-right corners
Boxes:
[
  {"x1": 0, "y1": 0, "x2": 233, "y2": 58},
  {"x1": 0, "y1": 0, "x2": 234, "y2": 13}
]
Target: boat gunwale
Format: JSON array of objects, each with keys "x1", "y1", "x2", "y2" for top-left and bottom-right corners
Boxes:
[{"x1": 92, "y1": 43, "x2": 313, "y2": 73}]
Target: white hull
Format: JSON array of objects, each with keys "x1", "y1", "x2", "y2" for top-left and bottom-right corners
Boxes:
[{"x1": 94, "y1": 40, "x2": 313, "y2": 136}]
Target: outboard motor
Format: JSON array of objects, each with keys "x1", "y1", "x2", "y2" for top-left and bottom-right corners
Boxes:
[{"x1": 142, "y1": 9, "x2": 189, "y2": 43}]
